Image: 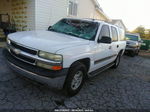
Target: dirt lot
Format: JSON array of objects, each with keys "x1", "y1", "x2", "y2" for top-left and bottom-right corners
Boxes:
[
  {"x1": 0, "y1": 42, "x2": 6, "y2": 48},
  {"x1": 0, "y1": 48, "x2": 150, "y2": 111},
  {"x1": 139, "y1": 50, "x2": 150, "y2": 58}
]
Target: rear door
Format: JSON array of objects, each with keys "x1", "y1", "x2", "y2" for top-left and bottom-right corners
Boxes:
[{"x1": 110, "y1": 26, "x2": 120, "y2": 59}]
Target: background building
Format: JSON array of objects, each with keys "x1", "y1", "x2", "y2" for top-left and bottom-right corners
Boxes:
[
  {"x1": 111, "y1": 19, "x2": 127, "y2": 31},
  {"x1": 0, "y1": 0, "x2": 110, "y2": 39}
]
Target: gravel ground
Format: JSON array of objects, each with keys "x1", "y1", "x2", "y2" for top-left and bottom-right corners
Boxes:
[
  {"x1": 0, "y1": 48, "x2": 150, "y2": 111},
  {"x1": 139, "y1": 50, "x2": 150, "y2": 58},
  {"x1": 0, "y1": 42, "x2": 6, "y2": 48}
]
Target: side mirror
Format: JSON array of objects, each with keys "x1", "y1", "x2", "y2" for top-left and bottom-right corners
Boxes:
[
  {"x1": 48, "y1": 26, "x2": 51, "y2": 30},
  {"x1": 98, "y1": 36, "x2": 112, "y2": 44}
]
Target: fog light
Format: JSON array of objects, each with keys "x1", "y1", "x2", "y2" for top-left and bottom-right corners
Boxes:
[
  {"x1": 37, "y1": 62, "x2": 62, "y2": 70},
  {"x1": 37, "y1": 62, "x2": 53, "y2": 69}
]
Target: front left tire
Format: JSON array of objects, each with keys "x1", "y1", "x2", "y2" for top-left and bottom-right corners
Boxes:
[{"x1": 64, "y1": 61, "x2": 87, "y2": 96}]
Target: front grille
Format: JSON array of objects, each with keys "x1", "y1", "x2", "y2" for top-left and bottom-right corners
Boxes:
[
  {"x1": 10, "y1": 49, "x2": 36, "y2": 64},
  {"x1": 11, "y1": 42, "x2": 37, "y2": 55},
  {"x1": 9, "y1": 41, "x2": 37, "y2": 65}
]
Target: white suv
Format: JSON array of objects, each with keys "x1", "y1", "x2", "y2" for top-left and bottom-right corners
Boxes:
[{"x1": 4, "y1": 18, "x2": 126, "y2": 96}]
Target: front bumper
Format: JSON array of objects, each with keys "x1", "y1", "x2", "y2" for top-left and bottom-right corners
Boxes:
[
  {"x1": 125, "y1": 45, "x2": 139, "y2": 51},
  {"x1": 3, "y1": 49, "x2": 68, "y2": 89}
]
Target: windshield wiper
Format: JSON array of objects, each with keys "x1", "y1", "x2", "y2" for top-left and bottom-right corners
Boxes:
[
  {"x1": 64, "y1": 32, "x2": 80, "y2": 38},
  {"x1": 49, "y1": 28, "x2": 60, "y2": 33}
]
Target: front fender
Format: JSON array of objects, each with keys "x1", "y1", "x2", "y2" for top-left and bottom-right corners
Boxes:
[{"x1": 56, "y1": 45, "x2": 93, "y2": 68}]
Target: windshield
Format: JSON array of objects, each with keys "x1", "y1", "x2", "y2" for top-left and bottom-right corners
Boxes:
[
  {"x1": 125, "y1": 34, "x2": 138, "y2": 41},
  {"x1": 48, "y1": 19, "x2": 99, "y2": 40}
]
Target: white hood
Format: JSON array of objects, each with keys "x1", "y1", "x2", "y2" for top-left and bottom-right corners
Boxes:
[{"x1": 8, "y1": 31, "x2": 90, "y2": 53}]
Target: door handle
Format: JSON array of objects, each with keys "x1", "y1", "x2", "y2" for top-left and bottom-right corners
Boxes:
[
  {"x1": 117, "y1": 45, "x2": 119, "y2": 48},
  {"x1": 109, "y1": 46, "x2": 112, "y2": 49}
]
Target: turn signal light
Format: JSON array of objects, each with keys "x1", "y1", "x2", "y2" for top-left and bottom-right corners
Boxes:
[{"x1": 52, "y1": 66, "x2": 62, "y2": 70}]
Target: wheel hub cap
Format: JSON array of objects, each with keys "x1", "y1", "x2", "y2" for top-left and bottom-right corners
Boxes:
[{"x1": 71, "y1": 71, "x2": 83, "y2": 90}]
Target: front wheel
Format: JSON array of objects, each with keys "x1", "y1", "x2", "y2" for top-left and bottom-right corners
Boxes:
[
  {"x1": 64, "y1": 62, "x2": 87, "y2": 96},
  {"x1": 135, "y1": 49, "x2": 140, "y2": 55}
]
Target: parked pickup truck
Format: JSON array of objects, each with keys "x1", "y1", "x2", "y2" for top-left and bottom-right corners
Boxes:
[
  {"x1": 4, "y1": 18, "x2": 126, "y2": 96},
  {"x1": 125, "y1": 33, "x2": 142, "y2": 57}
]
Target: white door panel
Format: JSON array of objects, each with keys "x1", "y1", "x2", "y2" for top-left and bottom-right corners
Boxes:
[
  {"x1": 91, "y1": 24, "x2": 114, "y2": 72},
  {"x1": 111, "y1": 26, "x2": 120, "y2": 56},
  {"x1": 111, "y1": 42, "x2": 119, "y2": 55},
  {"x1": 92, "y1": 43, "x2": 113, "y2": 71}
]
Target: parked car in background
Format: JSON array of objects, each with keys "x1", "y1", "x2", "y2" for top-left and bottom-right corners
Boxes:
[
  {"x1": 4, "y1": 18, "x2": 126, "y2": 96},
  {"x1": 125, "y1": 33, "x2": 142, "y2": 57}
]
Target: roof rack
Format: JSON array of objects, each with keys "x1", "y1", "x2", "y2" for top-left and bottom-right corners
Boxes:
[
  {"x1": 83, "y1": 18, "x2": 101, "y2": 21},
  {"x1": 83, "y1": 18, "x2": 111, "y2": 23}
]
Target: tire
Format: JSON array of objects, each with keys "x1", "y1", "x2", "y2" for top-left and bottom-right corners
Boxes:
[
  {"x1": 136, "y1": 50, "x2": 139, "y2": 55},
  {"x1": 64, "y1": 61, "x2": 87, "y2": 96},
  {"x1": 129, "y1": 51, "x2": 136, "y2": 57},
  {"x1": 112, "y1": 53, "x2": 121, "y2": 69}
]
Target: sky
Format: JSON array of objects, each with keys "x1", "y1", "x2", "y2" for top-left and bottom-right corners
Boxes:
[{"x1": 99, "y1": 0, "x2": 150, "y2": 31}]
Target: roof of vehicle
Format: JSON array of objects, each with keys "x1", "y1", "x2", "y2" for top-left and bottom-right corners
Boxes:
[
  {"x1": 64, "y1": 18, "x2": 102, "y2": 23},
  {"x1": 64, "y1": 18, "x2": 120, "y2": 28},
  {"x1": 125, "y1": 33, "x2": 140, "y2": 37},
  {"x1": 62, "y1": 18, "x2": 125, "y2": 31}
]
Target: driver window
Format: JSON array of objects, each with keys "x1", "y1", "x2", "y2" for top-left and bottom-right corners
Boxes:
[{"x1": 98, "y1": 25, "x2": 110, "y2": 42}]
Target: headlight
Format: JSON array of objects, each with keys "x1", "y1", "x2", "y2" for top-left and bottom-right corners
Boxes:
[
  {"x1": 7, "y1": 38, "x2": 11, "y2": 44},
  {"x1": 38, "y1": 51, "x2": 62, "y2": 62},
  {"x1": 130, "y1": 43, "x2": 137, "y2": 48}
]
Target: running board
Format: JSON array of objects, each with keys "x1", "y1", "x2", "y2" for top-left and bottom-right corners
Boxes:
[{"x1": 88, "y1": 62, "x2": 115, "y2": 78}]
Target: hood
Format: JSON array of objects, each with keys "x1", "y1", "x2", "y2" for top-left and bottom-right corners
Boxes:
[
  {"x1": 126, "y1": 40, "x2": 138, "y2": 46},
  {"x1": 8, "y1": 31, "x2": 90, "y2": 53}
]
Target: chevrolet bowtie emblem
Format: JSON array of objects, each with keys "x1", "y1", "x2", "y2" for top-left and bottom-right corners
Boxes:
[{"x1": 13, "y1": 49, "x2": 21, "y2": 55}]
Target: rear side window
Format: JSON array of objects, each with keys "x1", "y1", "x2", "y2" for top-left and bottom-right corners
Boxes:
[
  {"x1": 119, "y1": 29, "x2": 125, "y2": 41},
  {"x1": 99, "y1": 25, "x2": 110, "y2": 39},
  {"x1": 111, "y1": 27, "x2": 118, "y2": 42}
]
